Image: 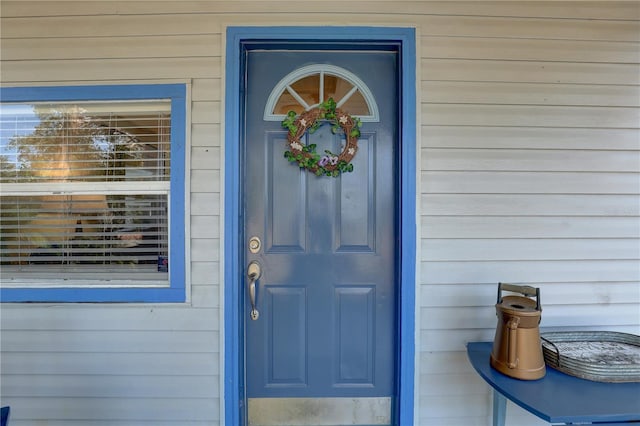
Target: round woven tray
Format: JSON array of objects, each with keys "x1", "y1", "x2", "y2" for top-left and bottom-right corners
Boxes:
[{"x1": 541, "y1": 331, "x2": 640, "y2": 382}]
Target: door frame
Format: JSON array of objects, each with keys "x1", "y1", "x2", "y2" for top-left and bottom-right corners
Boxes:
[{"x1": 223, "y1": 26, "x2": 417, "y2": 425}]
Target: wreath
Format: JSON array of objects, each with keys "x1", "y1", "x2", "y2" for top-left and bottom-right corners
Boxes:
[{"x1": 282, "y1": 98, "x2": 361, "y2": 177}]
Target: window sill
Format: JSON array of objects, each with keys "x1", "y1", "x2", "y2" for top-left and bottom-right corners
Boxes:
[{"x1": 0, "y1": 285, "x2": 185, "y2": 303}]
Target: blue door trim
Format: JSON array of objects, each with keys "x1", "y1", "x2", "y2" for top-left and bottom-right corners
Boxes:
[{"x1": 223, "y1": 26, "x2": 416, "y2": 425}]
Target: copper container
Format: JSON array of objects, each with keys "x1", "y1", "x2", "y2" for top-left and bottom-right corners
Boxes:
[{"x1": 490, "y1": 283, "x2": 546, "y2": 380}]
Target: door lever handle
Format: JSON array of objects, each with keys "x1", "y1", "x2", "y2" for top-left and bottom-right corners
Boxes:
[{"x1": 247, "y1": 261, "x2": 261, "y2": 320}]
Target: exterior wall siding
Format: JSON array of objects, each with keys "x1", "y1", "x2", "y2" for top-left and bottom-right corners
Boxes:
[{"x1": 1, "y1": 2, "x2": 638, "y2": 425}]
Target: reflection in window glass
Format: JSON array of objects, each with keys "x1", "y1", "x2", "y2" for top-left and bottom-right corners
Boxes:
[
  {"x1": 273, "y1": 92, "x2": 305, "y2": 115},
  {"x1": 0, "y1": 102, "x2": 170, "y2": 184},
  {"x1": 290, "y1": 75, "x2": 320, "y2": 108},
  {"x1": 338, "y1": 90, "x2": 369, "y2": 115},
  {"x1": 323, "y1": 75, "x2": 352, "y2": 106}
]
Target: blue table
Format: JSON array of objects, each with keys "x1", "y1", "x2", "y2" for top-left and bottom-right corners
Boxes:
[{"x1": 467, "y1": 342, "x2": 640, "y2": 425}]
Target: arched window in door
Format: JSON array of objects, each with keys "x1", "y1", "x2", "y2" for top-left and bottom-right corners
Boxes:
[{"x1": 264, "y1": 64, "x2": 379, "y2": 122}]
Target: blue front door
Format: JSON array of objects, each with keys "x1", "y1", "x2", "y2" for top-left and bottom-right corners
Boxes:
[{"x1": 243, "y1": 48, "x2": 398, "y2": 425}]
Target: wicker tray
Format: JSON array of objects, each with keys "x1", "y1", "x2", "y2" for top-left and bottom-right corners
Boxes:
[{"x1": 541, "y1": 331, "x2": 640, "y2": 383}]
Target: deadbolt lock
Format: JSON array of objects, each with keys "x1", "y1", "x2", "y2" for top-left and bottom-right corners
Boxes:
[{"x1": 248, "y1": 236, "x2": 261, "y2": 254}]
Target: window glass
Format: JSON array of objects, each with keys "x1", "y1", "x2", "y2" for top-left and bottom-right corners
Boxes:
[
  {"x1": 290, "y1": 75, "x2": 321, "y2": 108},
  {"x1": 273, "y1": 92, "x2": 304, "y2": 115},
  {"x1": 1, "y1": 99, "x2": 172, "y2": 284},
  {"x1": 336, "y1": 89, "x2": 369, "y2": 116},
  {"x1": 268, "y1": 69, "x2": 374, "y2": 119},
  {"x1": 0, "y1": 102, "x2": 170, "y2": 183},
  {"x1": 323, "y1": 75, "x2": 352, "y2": 106}
]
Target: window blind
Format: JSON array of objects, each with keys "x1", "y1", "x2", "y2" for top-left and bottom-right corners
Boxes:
[
  {"x1": 0, "y1": 102, "x2": 170, "y2": 184},
  {"x1": 0, "y1": 100, "x2": 171, "y2": 282}
]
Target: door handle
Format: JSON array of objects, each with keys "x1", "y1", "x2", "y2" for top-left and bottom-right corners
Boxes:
[{"x1": 247, "y1": 261, "x2": 261, "y2": 320}]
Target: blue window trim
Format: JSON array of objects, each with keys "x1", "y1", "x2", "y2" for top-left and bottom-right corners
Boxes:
[
  {"x1": 224, "y1": 27, "x2": 416, "y2": 425},
  {"x1": 0, "y1": 84, "x2": 186, "y2": 303}
]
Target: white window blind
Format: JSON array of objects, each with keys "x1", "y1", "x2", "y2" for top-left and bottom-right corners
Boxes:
[{"x1": 0, "y1": 101, "x2": 171, "y2": 284}]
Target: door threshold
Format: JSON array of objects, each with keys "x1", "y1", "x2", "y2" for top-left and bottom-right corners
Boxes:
[{"x1": 248, "y1": 396, "x2": 391, "y2": 426}]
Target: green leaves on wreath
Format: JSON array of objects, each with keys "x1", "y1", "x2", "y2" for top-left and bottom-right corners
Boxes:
[{"x1": 282, "y1": 111, "x2": 298, "y2": 135}]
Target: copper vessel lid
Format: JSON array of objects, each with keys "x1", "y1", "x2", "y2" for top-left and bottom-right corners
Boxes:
[{"x1": 497, "y1": 295, "x2": 540, "y2": 314}]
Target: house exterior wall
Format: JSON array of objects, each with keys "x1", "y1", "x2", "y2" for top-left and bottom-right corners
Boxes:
[{"x1": 0, "y1": 2, "x2": 638, "y2": 425}]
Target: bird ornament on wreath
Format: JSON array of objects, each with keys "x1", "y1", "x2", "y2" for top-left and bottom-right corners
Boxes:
[{"x1": 282, "y1": 98, "x2": 361, "y2": 177}]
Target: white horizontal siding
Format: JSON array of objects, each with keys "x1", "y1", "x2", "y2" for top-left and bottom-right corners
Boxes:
[
  {"x1": 422, "y1": 216, "x2": 640, "y2": 238},
  {"x1": 2, "y1": 330, "x2": 218, "y2": 352},
  {"x1": 416, "y1": 2, "x2": 640, "y2": 425},
  {"x1": 421, "y1": 260, "x2": 639, "y2": 285},
  {"x1": 0, "y1": 58, "x2": 222, "y2": 82},
  {"x1": 422, "y1": 282, "x2": 640, "y2": 307},
  {"x1": 0, "y1": 307, "x2": 221, "y2": 425},
  {"x1": 423, "y1": 171, "x2": 640, "y2": 193},
  {"x1": 0, "y1": 2, "x2": 226, "y2": 425},
  {"x1": 1, "y1": 397, "x2": 218, "y2": 423},
  {"x1": 423, "y1": 151, "x2": 639, "y2": 173},
  {"x1": 1, "y1": 1, "x2": 638, "y2": 426},
  {"x1": 425, "y1": 126, "x2": 640, "y2": 150},
  {"x1": 423, "y1": 104, "x2": 640, "y2": 127},
  {"x1": 421, "y1": 194, "x2": 639, "y2": 216},
  {"x1": 1, "y1": 1, "x2": 638, "y2": 21},
  {"x1": 422, "y1": 239, "x2": 640, "y2": 261},
  {"x1": 429, "y1": 194, "x2": 638, "y2": 220},
  {"x1": 422, "y1": 305, "x2": 640, "y2": 331},
  {"x1": 2, "y1": 351, "x2": 219, "y2": 375},
  {"x1": 1, "y1": 375, "x2": 218, "y2": 398},
  {"x1": 424, "y1": 81, "x2": 640, "y2": 107},
  {"x1": 423, "y1": 59, "x2": 640, "y2": 84},
  {"x1": 422, "y1": 36, "x2": 640, "y2": 63},
  {"x1": 1, "y1": 35, "x2": 222, "y2": 60}
]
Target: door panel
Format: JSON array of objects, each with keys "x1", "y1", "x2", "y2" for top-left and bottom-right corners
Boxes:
[
  {"x1": 267, "y1": 131, "x2": 306, "y2": 252},
  {"x1": 334, "y1": 286, "x2": 375, "y2": 384},
  {"x1": 266, "y1": 286, "x2": 307, "y2": 385},
  {"x1": 244, "y1": 49, "x2": 397, "y2": 425},
  {"x1": 337, "y1": 133, "x2": 375, "y2": 251}
]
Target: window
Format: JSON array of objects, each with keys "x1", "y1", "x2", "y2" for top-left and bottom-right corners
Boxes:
[
  {"x1": 0, "y1": 85, "x2": 186, "y2": 302},
  {"x1": 264, "y1": 64, "x2": 379, "y2": 122}
]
